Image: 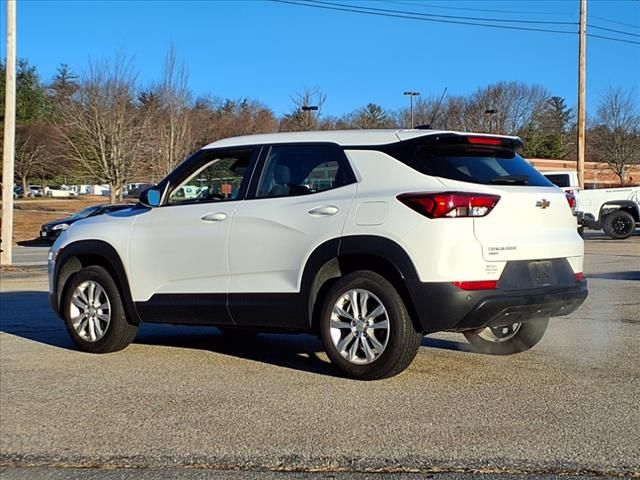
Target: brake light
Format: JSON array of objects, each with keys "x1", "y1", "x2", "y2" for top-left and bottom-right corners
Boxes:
[
  {"x1": 452, "y1": 280, "x2": 498, "y2": 290},
  {"x1": 467, "y1": 136, "x2": 502, "y2": 146},
  {"x1": 565, "y1": 191, "x2": 576, "y2": 209},
  {"x1": 575, "y1": 272, "x2": 585, "y2": 282},
  {"x1": 397, "y1": 192, "x2": 500, "y2": 218}
]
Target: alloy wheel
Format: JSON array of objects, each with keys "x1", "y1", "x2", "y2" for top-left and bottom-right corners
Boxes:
[
  {"x1": 69, "y1": 280, "x2": 111, "y2": 342},
  {"x1": 329, "y1": 288, "x2": 390, "y2": 365},
  {"x1": 477, "y1": 323, "x2": 522, "y2": 343}
]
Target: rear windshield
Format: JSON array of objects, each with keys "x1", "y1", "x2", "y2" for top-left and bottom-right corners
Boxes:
[
  {"x1": 544, "y1": 174, "x2": 570, "y2": 188},
  {"x1": 387, "y1": 142, "x2": 554, "y2": 187}
]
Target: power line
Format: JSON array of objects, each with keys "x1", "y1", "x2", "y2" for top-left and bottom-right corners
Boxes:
[
  {"x1": 272, "y1": 0, "x2": 640, "y2": 45},
  {"x1": 307, "y1": 0, "x2": 577, "y2": 25},
  {"x1": 590, "y1": 14, "x2": 640, "y2": 31},
  {"x1": 588, "y1": 24, "x2": 640, "y2": 38},
  {"x1": 382, "y1": 0, "x2": 640, "y2": 32},
  {"x1": 381, "y1": 0, "x2": 576, "y2": 18},
  {"x1": 271, "y1": 0, "x2": 577, "y2": 35},
  {"x1": 587, "y1": 33, "x2": 640, "y2": 45}
]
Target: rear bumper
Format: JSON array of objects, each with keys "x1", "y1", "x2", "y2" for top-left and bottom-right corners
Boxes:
[
  {"x1": 576, "y1": 211, "x2": 599, "y2": 229},
  {"x1": 406, "y1": 259, "x2": 588, "y2": 333}
]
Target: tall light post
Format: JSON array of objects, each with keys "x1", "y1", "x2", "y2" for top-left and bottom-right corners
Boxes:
[
  {"x1": 485, "y1": 109, "x2": 497, "y2": 134},
  {"x1": 301, "y1": 105, "x2": 318, "y2": 131},
  {"x1": 403, "y1": 91, "x2": 420, "y2": 128},
  {"x1": 1, "y1": 0, "x2": 17, "y2": 265}
]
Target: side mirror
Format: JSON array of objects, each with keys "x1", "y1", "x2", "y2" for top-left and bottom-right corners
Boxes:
[{"x1": 139, "y1": 186, "x2": 161, "y2": 208}]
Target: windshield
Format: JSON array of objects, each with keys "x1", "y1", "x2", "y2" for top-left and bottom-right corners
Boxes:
[{"x1": 67, "y1": 206, "x2": 100, "y2": 221}]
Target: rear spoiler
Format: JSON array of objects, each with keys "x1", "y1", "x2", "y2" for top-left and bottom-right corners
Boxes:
[{"x1": 417, "y1": 133, "x2": 524, "y2": 152}]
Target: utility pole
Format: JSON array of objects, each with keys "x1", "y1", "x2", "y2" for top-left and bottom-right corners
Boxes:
[
  {"x1": 1, "y1": 0, "x2": 17, "y2": 266},
  {"x1": 403, "y1": 91, "x2": 420, "y2": 128},
  {"x1": 577, "y1": 0, "x2": 587, "y2": 189}
]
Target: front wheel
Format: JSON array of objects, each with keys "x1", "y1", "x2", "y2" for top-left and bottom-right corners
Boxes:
[
  {"x1": 62, "y1": 265, "x2": 138, "y2": 353},
  {"x1": 319, "y1": 271, "x2": 422, "y2": 380},
  {"x1": 463, "y1": 318, "x2": 549, "y2": 355},
  {"x1": 602, "y1": 210, "x2": 635, "y2": 240}
]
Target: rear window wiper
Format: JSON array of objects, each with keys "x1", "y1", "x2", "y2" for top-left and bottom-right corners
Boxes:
[{"x1": 490, "y1": 175, "x2": 529, "y2": 185}]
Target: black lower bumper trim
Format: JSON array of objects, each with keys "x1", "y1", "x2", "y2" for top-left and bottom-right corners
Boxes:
[{"x1": 407, "y1": 281, "x2": 588, "y2": 334}]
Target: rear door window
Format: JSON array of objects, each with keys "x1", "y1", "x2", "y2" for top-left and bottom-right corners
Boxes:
[{"x1": 254, "y1": 144, "x2": 356, "y2": 198}]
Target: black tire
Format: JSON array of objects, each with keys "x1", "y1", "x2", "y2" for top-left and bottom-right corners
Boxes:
[
  {"x1": 319, "y1": 270, "x2": 422, "y2": 380},
  {"x1": 463, "y1": 318, "x2": 549, "y2": 355},
  {"x1": 602, "y1": 210, "x2": 636, "y2": 240},
  {"x1": 62, "y1": 265, "x2": 137, "y2": 353}
]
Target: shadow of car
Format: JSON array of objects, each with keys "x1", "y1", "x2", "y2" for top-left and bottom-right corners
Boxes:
[{"x1": 40, "y1": 203, "x2": 134, "y2": 244}]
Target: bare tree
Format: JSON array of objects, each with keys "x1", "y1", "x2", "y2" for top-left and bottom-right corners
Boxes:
[
  {"x1": 398, "y1": 96, "x2": 440, "y2": 129},
  {"x1": 280, "y1": 86, "x2": 327, "y2": 131},
  {"x1": 589, "y1": 86, "x2": 640, "y2": 184},
  {"x1": 188, "y1": 97, "x2": 276, "y2": 148},
  {"x1": 57, "y1": 54, "x2": 149, "y2": 203},
  {"x1": 142, "y1": 45, "x2": 194, "y2": 180},
  {"x1": 461, "y1": 82, "x2": 549, "y2": 134},
  {"x1": 14, "y1": 125, "x2": 46, "y2": 196}
]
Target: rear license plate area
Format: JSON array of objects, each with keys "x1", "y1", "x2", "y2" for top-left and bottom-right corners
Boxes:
[{"x1": 528, "y1": 261, "x2": 553, "y2": 286}]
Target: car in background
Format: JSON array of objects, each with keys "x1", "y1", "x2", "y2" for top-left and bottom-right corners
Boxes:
[
  {"x1": 45, "y1": 185, "x2": 79, "y2": 198},
  {"x1": 28, "y1": 185, "x2": 43, "y2": 197},
  {"x1": 40, "y1": 203, "x2": 133, "y2": 244},
  {"x1": 125, "y1": 183, "x2": 154, "y2": 199}
]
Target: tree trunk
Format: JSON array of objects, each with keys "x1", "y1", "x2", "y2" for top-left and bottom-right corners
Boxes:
[
  {"x1": 21, "y1": 178, "x2": 29, "y2": 198},
  {"x1": 109, "y1": 184, "x2": 117, "y2": 204}
]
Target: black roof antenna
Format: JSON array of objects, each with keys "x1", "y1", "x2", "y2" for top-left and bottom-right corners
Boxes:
[{"x1": 426, "y1": 87, "x2": 448, "y2": 129}]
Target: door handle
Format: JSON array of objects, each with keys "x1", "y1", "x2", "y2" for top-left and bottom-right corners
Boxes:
[
  {"x1": 308, "y1": 205, "x2": 339, "y2": 217},
  {"x1": 201, "y1": 212, "x2": 227, "y2": 222}
]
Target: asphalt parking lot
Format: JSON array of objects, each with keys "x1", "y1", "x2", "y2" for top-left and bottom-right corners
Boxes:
[{"x1": 1, "y1": 232, "x2": 639, "y2": 479}]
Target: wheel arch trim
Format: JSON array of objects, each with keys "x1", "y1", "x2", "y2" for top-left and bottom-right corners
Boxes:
[
  {"x1": 53, "y1": 240, "x2": 141, "y2": 324},
  {"x1": 599, "y1": 201, "x2": 640, "y2": 221},
  {"x1": 300, "y1": 235, "x2": 420, "y2": 328}
]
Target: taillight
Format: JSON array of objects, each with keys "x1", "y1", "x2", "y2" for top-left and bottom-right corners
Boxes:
[
  {"x1": 565, "y1": 191, "x2": 576, "y2": 209},
  {"x1": 397, "y1": 192, "x2": 500, "y2": 218},
  {"x1": 452, "y1": 280, "x2": 498, "y2": 290},
  {"x1": 575, "y1": 272, "x2": 585, "y2": 282}
]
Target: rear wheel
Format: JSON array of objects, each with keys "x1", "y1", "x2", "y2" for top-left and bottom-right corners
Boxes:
[
  {"x1": 463, "y1": 318, "x2": 549, "y2": 355},
  {"x1": 319, "y1": 271, "x2": 422, "y2": 380},
  {"x1": 602, "y1": 210, "x2": 635, "y2": 239},
  {"x1": 63, "y1": 265, "x2": 137, "y2": 353}
]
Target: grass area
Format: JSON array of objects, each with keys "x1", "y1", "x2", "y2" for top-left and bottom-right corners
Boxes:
[{"x1": 1, "y1": 196, "x2": 119, "y2": 244}]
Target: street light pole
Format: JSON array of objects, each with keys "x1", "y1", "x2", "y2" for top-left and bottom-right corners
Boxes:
[
  {"x1": 484, "y1": 109, "x2": 497, "y2": 134},
  {"x1": 1, "y1": 0, "x2": 17, "y2": 266},
  {"x1": 301, "y1": 105, "x2": 318, "y2": 131},
  {"x1": 403, "y1": 91, "x2": 420, "y2": 128}
]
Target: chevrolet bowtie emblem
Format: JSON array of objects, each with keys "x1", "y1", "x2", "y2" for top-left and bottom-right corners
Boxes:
[{"x1": 536, "y1": 199, "x2": 551, "y2": 209}]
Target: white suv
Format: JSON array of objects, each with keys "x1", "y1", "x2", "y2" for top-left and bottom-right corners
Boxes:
[{"x1": 48, "y1": 130, "x2": 588, "y2": 380}]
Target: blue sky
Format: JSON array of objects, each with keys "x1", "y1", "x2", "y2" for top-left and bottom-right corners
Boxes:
[{"x1": 1, "y1": 0, "x2": 639, "y2": 117}]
